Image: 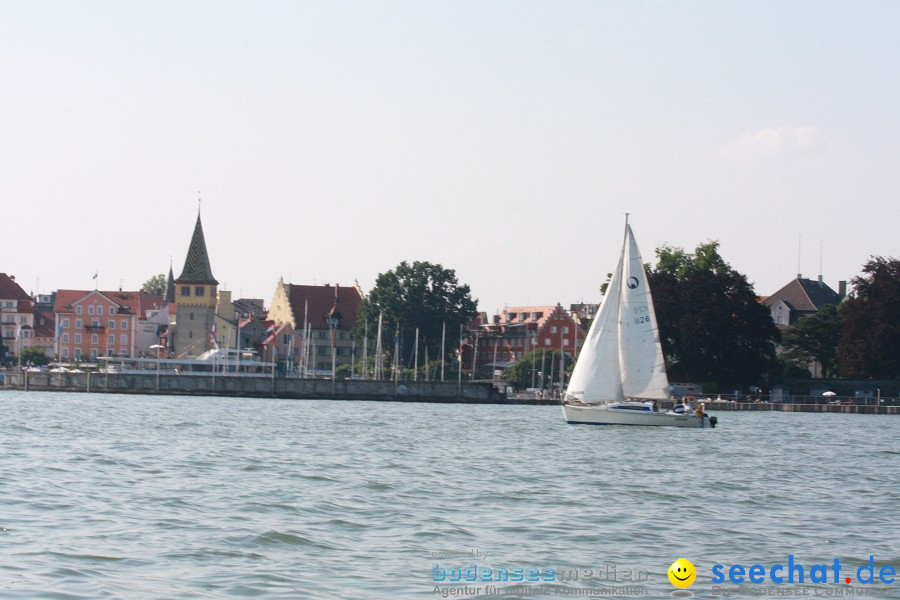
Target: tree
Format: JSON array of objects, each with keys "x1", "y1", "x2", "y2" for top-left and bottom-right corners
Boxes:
[
  {"x1": 648, "y1": 241, "x2": 780, "y2": 389},
  {"x1": 141, "y1": 273, "x2": 167, "y2": 296},
  {"x1": 18, "y1": 347, "x2": 50, "y2": 366},
  {"x1": 504, "y1": 348, "x2": 572, "y2": 390},
  {"x1": 358, "y1": 261, "x2": 478, "y2": 366},
  {"x1": 837, "y1": 256, "x2": 900, "y2": 378},
  {"x1": 780, "y1": 303, "x2": 843, "y2": 378}
]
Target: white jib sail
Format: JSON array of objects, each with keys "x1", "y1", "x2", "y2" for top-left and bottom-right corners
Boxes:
[
  {"x1": 618, "y1": 224, "x2": 670, "y2": 399},
  {"x1": 566, "y1": 234, "x2": 626, "y2": 403}
]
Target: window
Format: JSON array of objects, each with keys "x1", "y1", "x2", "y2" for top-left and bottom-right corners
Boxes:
[
  {"x1": 181, "y1": 286, "x2": 190, "y2": 296},
  {"x1": 4, "y1": 301, "x2": 11, "y2": 308},
  {"x1": 120, "y1": 334, "x2": 127, "y2": 345},
  {"x1": 97, "y1": 306, "x2": 104, "y2": 316},
  {"x1": 108, "y1": 320, "x2": 115, "y2": 329},
  {"x1": 545, "y1": 338, "x2": 551, "y2": 346},
  {"x1": 74, "y1": 348, "x2": 82, "y2": 358},
  {"x1": 76, "y1": 305, "x2": 82, "y2": 315},
  {"x1": 339, "y1": 331, "x2": 346, "y2": 340},
  {"x1": 107, "y1": 349, "x2": 114, "y2": 357},
  {"x1": 110, "y1": 307, "x2": 116, "y2": 315},
  {"x1": 62, "y1": 348, "x2": 69, "y2": 358},
  {"x1": 108, "y1": 334, "x2": 114, "y2": 345},
  {"x1": 318, "y1": 331, "x2": 326, "y2": 339},
  {"x1": 195, "y1": 286, "x2": 205, "y2": 296},
  {"x1": 119, "y1": 349, "x2": 127, "y2": 357},
  {"x1": 550, "y1": 326, "x2": 557, "y2": 334},
  {"x1": 91, "y1": 334, "x2": 98, "y2": 344},
  {"x1": 75, "y1": 319, "x2": 82, "y2": 329},
  {"x1": 91, "y1": 348, "x2": 98, "y2": 359},
  {"x1": 92, "y1": 319, "x2": 99, "y2": 327},
  {"x1": 121, "y1": 320, "x2": 127, "y2": 330},
  {"x1": 63, "y1": 318, "x2": 70, "y2": 329},
  {"x1": 562, "y1": 326, "x2": 569, "y2": 334},
  {"x1": 562, "y1": 338, "x2": 569, "y2": 347},
  {"x1": 90, "y1": 305, "x2": 97, "y2": 316},
  {"x1": 189, "y1": 331, "x2": 193, "y2": 339},
  {"x1": 62, "y1": 333, "x2": 70, "y2": 343}
]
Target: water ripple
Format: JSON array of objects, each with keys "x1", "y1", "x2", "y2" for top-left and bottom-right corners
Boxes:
[{"x1": 1, "y1": 392, "x2": 897, "y2": 597}]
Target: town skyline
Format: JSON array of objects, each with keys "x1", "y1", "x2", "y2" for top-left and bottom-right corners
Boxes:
[{"x1": 3, "y1": 2, "x2": 898, "y2": 314}]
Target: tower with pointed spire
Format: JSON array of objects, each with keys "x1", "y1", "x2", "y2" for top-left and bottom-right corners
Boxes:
[
  {"x1": 165, "y1": 261, "x2": 176, "y2": 305},
  {"x1": 173, "y1": 211, "x2": 219, "y2": 357}
]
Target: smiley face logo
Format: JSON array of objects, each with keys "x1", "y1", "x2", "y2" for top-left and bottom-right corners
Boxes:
[{"x1": 668, "y1": 558, "x2": 696, "y2": 588}]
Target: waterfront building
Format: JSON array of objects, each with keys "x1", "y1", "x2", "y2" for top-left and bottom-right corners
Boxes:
[
  {"x1": 260, "y1": 321, "x2": 304, "y2": 373},
  {"x1": 268, "y1": 278, "x2": 363, "y2": 375},
  {"x1": 31, "y1": 310, "x2": 56, "y2": 357},
  {"x1": 233, "y1": 298, "x2": 266, "y2": 321},
  {"x1": 0, "y1": 273, "x2": 34, "y2": 360},
  {"x1": 468, "y1": 304, "x2": 583, "y2": 377},
  {"x1": 763, "y1": 274, "x2": 847, "y2": 378},
  {"x1": 171, "y1": 212, "x2": 220, "y2": 358},
  {"x1": 53, "y1": 290, "x2": 165, "y2": 360},
  {"x1": 763, "y1": 275, "x2": 846, "y2": 328}
]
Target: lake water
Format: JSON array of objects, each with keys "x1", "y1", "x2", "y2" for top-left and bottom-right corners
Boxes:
[{"x1": 1, "y1": 392, "x2": 897, "y2": 598}]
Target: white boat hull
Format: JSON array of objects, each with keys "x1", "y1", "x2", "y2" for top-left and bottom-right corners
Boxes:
[{"x1": 561, "y1": 404, "x2": 715, "y2": 428}]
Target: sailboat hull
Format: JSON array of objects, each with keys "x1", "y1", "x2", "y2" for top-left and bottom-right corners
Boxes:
[{"x1": 561, "y1": 404, "x2": 715, "y2": 428}]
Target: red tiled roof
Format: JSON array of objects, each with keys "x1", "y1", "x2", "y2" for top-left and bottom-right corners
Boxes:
[
  {"x1": 53, "y1": 290, "x2": 164, "y2": 317},
  {"x1": 500, "y1": 305, "x2": 559, "y2": 329},
  {"x1": 0, "y1": 273, "x2": 30, "y2": 301},
  {"x1": 286, "y1": 283, "x2": 361, "y2": 331},
  {"x1": 17, "y1": 300, "x2": 34, "y2": 313}
]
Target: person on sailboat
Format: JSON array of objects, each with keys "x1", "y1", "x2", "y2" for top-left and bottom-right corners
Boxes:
[{"x1": 672, "y1": 397, "x2": 693, "y2": 414}]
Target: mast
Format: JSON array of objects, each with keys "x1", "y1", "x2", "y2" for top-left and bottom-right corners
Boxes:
[{"x1": 440, "y1": 322, "x2": 446, "y2": 382}]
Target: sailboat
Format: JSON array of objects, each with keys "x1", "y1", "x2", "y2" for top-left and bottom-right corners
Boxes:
[{"x1": 562, "y1": 218, "x2": 717, "y2": 428}]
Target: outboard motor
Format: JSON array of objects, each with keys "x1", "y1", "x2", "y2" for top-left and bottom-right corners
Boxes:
[{"x1": 709, "y1": 416, "x2": 718, "y2": 428}]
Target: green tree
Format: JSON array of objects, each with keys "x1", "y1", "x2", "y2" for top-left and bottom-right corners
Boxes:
[
  {"x1": 780, "y1": 303, "x2": 843, "y2": 378},
  {"x1": 504, "y1": 349, "x2": 573, "y2": 390},
  {"x1": 358, "y1": 261, "x2": 478, "y2": 366},
  {"x1": 837, "y1": 256, "x2": 900, "y2": 378},
  {"x1": 648, "y1": 241, "x2": 780, "y2": 389},
  {"x1": 19, "y1": 347, "x2": 50, "y2": 366},
  {"x1": 141, "y1": 273, "x2": 167, "y2": 296}
]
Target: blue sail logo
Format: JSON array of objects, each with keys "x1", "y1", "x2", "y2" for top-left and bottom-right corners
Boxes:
[{"x1": 627, "y1": 277, "x2": 639, "y2": 289}]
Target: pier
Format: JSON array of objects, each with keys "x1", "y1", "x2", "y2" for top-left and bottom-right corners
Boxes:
[{"x1": 2, "y1": 370, "x2": 898, "y2": 412}]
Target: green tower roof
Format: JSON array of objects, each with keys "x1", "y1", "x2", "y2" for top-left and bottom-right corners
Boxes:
[{"x1": 175, "y1": 214, "x2": 218, "y2": 285}]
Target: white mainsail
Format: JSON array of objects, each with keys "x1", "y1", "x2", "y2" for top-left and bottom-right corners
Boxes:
[
  {"x1": 619, "y1": 224, "x2": 670, "y2": 399},
  {"x1": 566, "y1": 222, "x2": 670, "y2": 403}
]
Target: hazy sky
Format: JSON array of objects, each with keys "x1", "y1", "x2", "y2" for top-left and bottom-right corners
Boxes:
[{"x1": 2, "y1": 1, "x2": 898, "y2": 314}]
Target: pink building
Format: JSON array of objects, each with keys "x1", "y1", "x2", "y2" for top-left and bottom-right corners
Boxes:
[{"x1": 54, "y1": 290, "x2": 165, "y2": 361}]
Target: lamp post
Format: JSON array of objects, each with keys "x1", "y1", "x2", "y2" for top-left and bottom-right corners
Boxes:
[{"x1": 150, "y1": 344, "x2": 163, "y2": 391}]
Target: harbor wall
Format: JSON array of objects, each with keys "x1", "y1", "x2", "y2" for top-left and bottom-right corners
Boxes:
[
  {"x1": 2, "y1": 371, "x2": 897, "y2": 412},
  {"x1": 0, "y1": 370, "x2": 556, "y2": 404}
]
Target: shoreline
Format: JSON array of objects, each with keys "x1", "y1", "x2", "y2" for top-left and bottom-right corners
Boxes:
[{"x1": 2, "y1": 371, "x2": 897, "y2": 413}]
